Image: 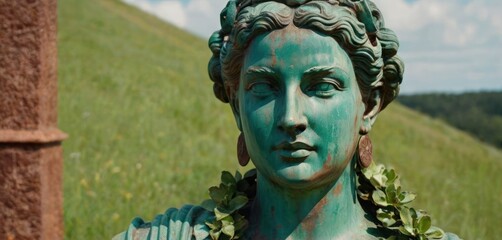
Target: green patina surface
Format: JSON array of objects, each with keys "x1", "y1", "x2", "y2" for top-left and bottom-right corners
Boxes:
[
  {"x1": 114, "y1": 0, "x2": 463, "y2": 239},
  {"x1": 235, "y1": 27, "x2": 373, "y2": 239}
]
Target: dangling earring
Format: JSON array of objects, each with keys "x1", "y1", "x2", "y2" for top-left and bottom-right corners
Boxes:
[
  {"x1": 358, "y1": 135, "x2": 373, "y2": 168},
  {"x1": 237, "y1": 133, "x2": 250, "y2": 167}
]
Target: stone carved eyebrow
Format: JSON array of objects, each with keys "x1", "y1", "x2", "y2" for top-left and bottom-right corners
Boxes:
[
  {"x1": 244, "y1": 66, "x2": 277, "y2": 77},
  {"x1": 303, "y1": 66, "x2": 337, "y2": 79}
]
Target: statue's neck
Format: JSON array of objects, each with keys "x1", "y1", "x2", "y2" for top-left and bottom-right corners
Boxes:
[{"x1": 248, "y1": 158, "x2": 368, "y2": 239}]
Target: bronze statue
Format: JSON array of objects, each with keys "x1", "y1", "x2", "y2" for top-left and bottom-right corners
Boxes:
[{"x1": 114, "y1": 0, "x2": 460, "y2": 239}]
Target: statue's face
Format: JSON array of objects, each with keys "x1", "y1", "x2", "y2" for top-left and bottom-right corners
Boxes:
[{"x1": 237, "y1": 26, "x2": 366, "y2": 188}]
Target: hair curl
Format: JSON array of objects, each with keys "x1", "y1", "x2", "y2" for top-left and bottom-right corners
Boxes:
[{"x1": 208, "y1": 0, "x2": 404, "y2": 110}]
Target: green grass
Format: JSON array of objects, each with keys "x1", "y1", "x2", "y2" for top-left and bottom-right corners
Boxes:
[{"x1": 58, "y1": 0, "x2": 502, "y2": 239}]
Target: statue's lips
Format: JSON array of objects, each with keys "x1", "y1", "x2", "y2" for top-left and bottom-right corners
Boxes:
[{"x1": 273, "y1": 142, "x2": 314, "y2": 162}]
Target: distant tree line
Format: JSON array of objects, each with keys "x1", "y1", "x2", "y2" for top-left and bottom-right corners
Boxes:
[{"x1": 397, "y1": 91, "x2": 502, "y2": 149}]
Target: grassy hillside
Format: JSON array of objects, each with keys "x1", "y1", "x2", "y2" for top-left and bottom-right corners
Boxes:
[
  {"x1": 58, "y1": 0, "x2": 502, "y2": 239},
  {"x1": 398, "y1": 92, "x2": 502, "y2": 149}
]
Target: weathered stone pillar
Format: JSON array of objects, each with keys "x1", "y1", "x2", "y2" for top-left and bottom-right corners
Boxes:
[{"x1": 0, "y1": 0, "x2": 65, "y2": 239}]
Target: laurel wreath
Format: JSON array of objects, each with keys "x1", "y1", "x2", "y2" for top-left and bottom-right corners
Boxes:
[{"x1": 201, "y1": 163, "x2": 446, "y2": 240}]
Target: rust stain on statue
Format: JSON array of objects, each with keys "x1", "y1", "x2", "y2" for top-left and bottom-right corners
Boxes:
[
  {"x1": 333, "y1": 183, "x2": 343, "y2": 197},
  {"x1": 307, "y1": 154, "x2": 347, "y2": 184},
  {"x1": 353, "y1": 111, "x2": 359, "y2": 131},
  {"x1": 301, "y1": 196, "x2": 328, "y2": 240},
  {"x1": 306, "y1": 155, "x2": 333, "y2": 182}
]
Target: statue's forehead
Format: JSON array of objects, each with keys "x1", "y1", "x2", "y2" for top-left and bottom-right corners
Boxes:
[{"x1": 246, "y1": 27, "x2": 349, "y2": 64}]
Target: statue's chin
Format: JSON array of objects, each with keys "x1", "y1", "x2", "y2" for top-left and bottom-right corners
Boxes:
[{"x1": 266, "y1": 163, "x2": 345, "y2": 190}]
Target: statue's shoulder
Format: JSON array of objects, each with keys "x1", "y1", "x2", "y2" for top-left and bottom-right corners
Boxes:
[{"x1": 112, "y1": 204, "x2": 213, "y2": 240}]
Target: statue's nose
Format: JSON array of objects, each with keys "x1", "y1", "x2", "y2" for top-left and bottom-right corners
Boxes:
[
  {"x1": 278, "y1": 118, "x2": 307, "y2": 136},
  {"x1": 277, "y1": 88, "x2": 308, "y2": 136}
]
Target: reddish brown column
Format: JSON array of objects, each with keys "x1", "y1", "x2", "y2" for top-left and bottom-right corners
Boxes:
[{"x1": 0, "y1": 0, "x2": 66, "y2": 239}]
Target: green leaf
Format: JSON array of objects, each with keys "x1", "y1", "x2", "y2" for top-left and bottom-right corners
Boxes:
[
  {"x1": 409, "y1": 207, "x2": 418, "y2": 228},
  {"x1": 221, "y1": 171, "x2": 236, "y2": 186},
  {"x1": 234, "y1": 171, "x2": 242, "y2": 182},
  {"x1": 221, "y1": 223, "x2": 235, "y2": 238},
  {"x1": 201, "y1": 199, "x2": 217, "y2": 212},
  {"x1": 217, "y1": 184, "x2": 236, "y2": 206},
  {"x1": 400, "y1": 207, "x2": 413, "y2": 230},
  {"x1": 210, "y1": 229, "x2": 221, "y2": 240},
  {"x1": 398, "y1": 225, "x2": 414, "y2": 236},
  {"x1": 385, "y1": 184, "x2": 398, "y2": 205},
  {"x1": 410, "y1": 208, "x2": 418, "y2": 217},
  {"x1": 221, "y1": 215, "x2": 234, "y2": 226},
  {"x1": 417, "y1": 215, "x2": 431, "y2": 234},
  {"x1": 372, "y1": 189, "x2": 388, "y2": 206},
  {"x1": 228, "y1": 184, "x2": 237, "y2": 198},
  {"x1": 214, "y1": 207, "x2": 230, "y2": 221},
  {"x1": 209, "y1": 186, "x2": 226, "y2": 204},
  {"x1": 370, "y1": 174, "x2": 388, "y2": 188},
  {"x1": 393, "y1": 178, "x2": 402, "y2": 189},
  {"x1": 362, "y1": 162, "x2": 383, "y2": 179},
  {"x1": 244, "y1": 169, "x2": 257, "y2": 179},
  {"x1": 385, "y1": 169, "x2": 397, "y2": 184},
  {"x1": 376, "y1": 208, "x2": 397, "y2": 227},
  {"x1": 425, "y1": 226, "x2": 445, "y2": 239},
  {"x1": 361, "y1": 167, "x2": 374, "y2": 180},
  {"x1": 398, "y1": 192, "x2": 416, "y2": 204},
  {"x1": 205, "y1": 220, "x2": 221, "y2": 230},
  {"x1": 228, "y1": 195, "x2": 248, "y2": 212}
]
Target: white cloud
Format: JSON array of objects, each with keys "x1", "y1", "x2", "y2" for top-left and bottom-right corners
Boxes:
[
  {"x1": 185, "y1": 0, "x2": 227, "y2": 38},
  {"x1": 123, "y1": 0, "x2": 226, "y2": 37},
  {"x1": 123, "y1": 0, "x2": 187, "y2": 28},
  {"x1": 373, "y1": 0, "x2": 502, "y2": 92},
  {"x1": 374, "y1": 0, "x2": 502, "y2": 48}
]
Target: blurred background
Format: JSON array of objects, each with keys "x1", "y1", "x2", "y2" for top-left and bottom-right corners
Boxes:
[{"x1": 58, "y1": 0, "x2": 502, "y2": 239}]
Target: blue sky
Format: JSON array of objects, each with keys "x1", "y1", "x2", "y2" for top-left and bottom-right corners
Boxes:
[{"x1": 123, "y1": 0, "x2": 502, "y2": 93}]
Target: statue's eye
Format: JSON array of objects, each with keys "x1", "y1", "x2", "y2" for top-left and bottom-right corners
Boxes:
[
  {"x1": 250, "y1": 82, "x2": 275, "y2": 96},
  {"x1": 309, "y1": 81, "x2": 339, "y2": 97}
]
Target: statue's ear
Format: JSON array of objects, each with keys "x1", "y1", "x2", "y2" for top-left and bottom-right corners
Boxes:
[
  {"x1": 360, "y1": 87, "x2": 382, "y2": 135},
  {"x1": 230, "y1": 97, "x2": 242, "y2": 131}
]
